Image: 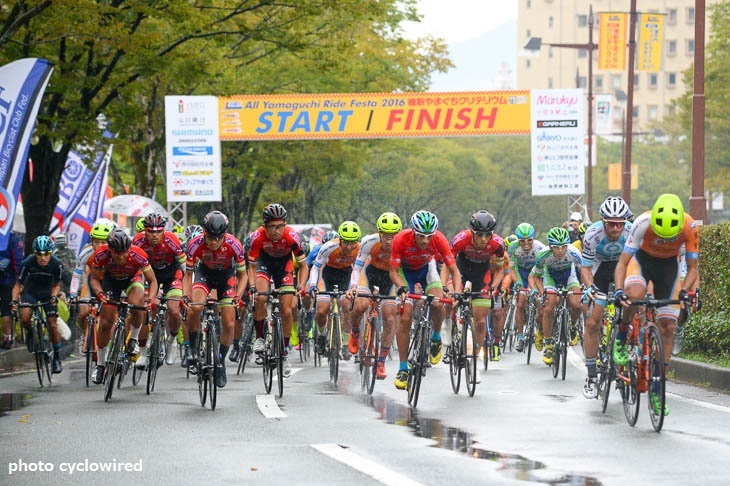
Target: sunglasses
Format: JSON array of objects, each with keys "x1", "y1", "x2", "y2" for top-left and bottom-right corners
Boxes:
[
  {"x1": 414, "y1": 231, "x2": 433, "y2": 238},
  {"x1": 205, "y1": 233, "x2": 225, "y2": 240},
  {"x1": 550, "y1": 244, "x2": 568, "y2": 250},
  {"x1": 473, "y1": 231, "x2": 492, "y2": 238},
  {"x1": 146, "y1": 229, "x2": 164, "y2": 234},
  {"x1": 604, "y1": 220, "x2": 626, "y2": 229},
  {"x1": 519, "y1": 238, "x2": 533, "y2": 244},
  {"x1": 266, "y1": 223, "x2": 286, "y2": 231},
  {"x1": 35, "y1": 251, "x2": 52, "y2": 257}
]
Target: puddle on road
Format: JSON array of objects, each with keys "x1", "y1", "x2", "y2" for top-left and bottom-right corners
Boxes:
[
  {"x1": 362, "y1": 394, "x2": 602, "y2": 485},
  {"x1": 0, "y1": 393, "x2": 32, "y2": 417}
]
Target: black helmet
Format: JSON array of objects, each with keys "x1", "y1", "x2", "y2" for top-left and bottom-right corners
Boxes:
[
  {"x1": 470, "y1": 210, "x2": 497, "y2": 233},
  {"x1": 262, "y1": 203, "x2": 287, "y2": 223},
  {"x1": 202, "y1": 211, "x2": 229, "y2": 237},
  {"x1": 143, "y1": 212, "x2": 167, "y2": 230},
  {"x1": 107, "y1": 228, "x2": 132, "y2": 252}
]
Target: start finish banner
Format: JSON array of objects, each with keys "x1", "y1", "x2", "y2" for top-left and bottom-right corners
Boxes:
[{"x1": 218, "y1": 91, "x2": 531, "y2": 140}]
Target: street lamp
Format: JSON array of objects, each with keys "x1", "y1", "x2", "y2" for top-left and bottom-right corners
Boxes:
[{"x1": 524, "y1": 6, "x2": 597, "y2": 219}]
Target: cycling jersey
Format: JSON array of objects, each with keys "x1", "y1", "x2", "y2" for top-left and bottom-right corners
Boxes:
[
  {"x1": 186, "y1": 234, "x2": 246, "y2": 273},
  {"x1": 248, "y1": 225, "x2": 304, "y2": 261},
  {"x1": 350, "y1": 233, "x2": 392, "y2": 290},
  {"x1": 507, "y1": 238, "x2": 545, "y2": 286},
  {"x1": 133, "y1": 231, "x2": 185, "y2": 281},
  {"x1": 531, "y1": 245, "x2": 582, "y2": 289},
  {"x1": 623, "y1": 211, "x2": 699, "y2": 260},
  {"x1": 390, "y1": 229, "x2": 454, "y2": 271},
  {"x1": 450, "y1": 230, "x2": 505, "y2": 265},
  {"x1": 70, "y1": 243, "x2": 96, "y2": 295},
  {"x1": 582, "y1": 220, "x2": 632, "y2": 271},
  {"x1": 308, "y1": 239, "x2": 359, "y2": 289},
  {"x1": 17, "y1": 254, "x2": 63, "y2": 298},
  {"x1": 91, "y1": 245, "x2": 152, "y2": 281}
]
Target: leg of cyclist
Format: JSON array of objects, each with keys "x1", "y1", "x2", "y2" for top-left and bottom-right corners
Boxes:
[
  {"x1": 490, "y1": 299, "x2": 505, "y2": 361},
  {"x1": 540, "y1": 289, "x2": 557, "y2": 366},
  {"x1": 164, "y1": 284, "x2": 183, "y2": 365},
  {"x1": 289, "y1": 296, "x2": 299, "y2": 350},
  {"x1": 229, "y1": 313, "x2": 243, "y2": 363},
  {"x1": 515, "y1": 290, "x2": 528, "y2": 351},
  {"x1": 184, "y1": 285, "x2": 208, "y2": 366},
  {"x1": 44, "y1": 300, "x2": 63, "y2": 374},
  {"x1": 582, "y1": 298, "x2": 603, "y2": 398},
  {"x1": 379, "y1": 299, "x2": 397, "y2": 379},
  {"x1": 568, "y1": 293, "x2": 583, "y2": 345}
]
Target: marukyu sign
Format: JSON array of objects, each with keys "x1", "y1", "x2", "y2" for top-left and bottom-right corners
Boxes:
[
  {"x1": 530, "y1": 89, "x2": 586, "y2": 196},
  {"x1": 165, "y1": 96, "x2": 222, "y2": 202},
  {"x1": 218, "y1": 91, "x2": 530, "y2": 140}
]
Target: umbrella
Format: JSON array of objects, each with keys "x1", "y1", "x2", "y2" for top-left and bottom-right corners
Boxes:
[{"x1": 104, "y1": 195, "x2": 168, "y2": 218}]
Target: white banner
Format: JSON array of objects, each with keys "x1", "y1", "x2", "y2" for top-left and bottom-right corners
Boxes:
[
  {"x1": 530, "y1": 89, "x2": 586, "y2": 196},
  {"x1": 595, "y1": 94, "x2": 614, "y2": 136},
  {"x1": 165, "y1": 96, "x2": 221, "y2": 202}
]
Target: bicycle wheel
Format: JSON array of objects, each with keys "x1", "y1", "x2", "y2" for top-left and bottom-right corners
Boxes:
[
  {"x1": 599, "y1": 328, "x2": 617, "y2": 414},
  {"x1": 502, "y1": 303, "x2": 516, "y2": 352},
  {"x1": 312, "y1": 322, "x2": 321, "y2": 368},
  {"x1": 329, "y1": 314, "x2": 341, "y2": 385},
  {"x1": 209, "y1": 324, "x2": 219, "y2": 410},
  {"x1": 646, "y1": 325, "x2": 666, "y2": 432},
  {"x1": 362, "y1": 316, "x2": 380, "y2": 395},
  {"x1": 551, "y1": 315, "x2": 561, "y2": 379},
  {"x1": 448, "y1": 316, "x2": 462, "y2": 394},
  {"x1": 407, "y1": 324, "x2": 428, "y2": 408},
  {"x1": 622, "y1": 347, "x2": 640, "y2": 426},
  {"x1": 274, "y1": 318, "x2": 284, "y2": 399},
  {"x1": 526, "y1": 306, "x2": 535, "y2": 365},
  {"x1": 85, "y1": 318, "x2": 96, "y2": 387},
  {"x1": 35, "y1": 320, "x2": 52, "y2": 387},
  {"x1": 198, "y1": 336, "x2": 208, "y2": 406},
  {"x1": 483, "y1": 314, "x2": 491, "y2": 371},
  {"x1": 463, "y1": 314, "x2": 478, "y2": 397},
  {"x1": 237, "y1": 310, "x2": 254, "y2": 375},
  {"x1": 262, "y1": 323, "x2": 273, "y2": 394},
  {"x1": 298, "y1": 308, "x2": 309, "y2": 363},
  {"x1": 146, "y1": 320, "x2": 163, "y2": 394},
  {"x1": 104, "y1": 329, "x2": 122, "y2": 402},
  {"x1": 560, "y1": 314, "x2": 569, "y2": 381}
]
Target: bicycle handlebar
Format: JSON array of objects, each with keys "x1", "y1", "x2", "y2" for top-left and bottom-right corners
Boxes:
[{"x1": 406, "y1": 293, "x2": 453, "y2": 304}]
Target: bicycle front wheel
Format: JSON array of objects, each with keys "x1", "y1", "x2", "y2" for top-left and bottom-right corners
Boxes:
[
  {"x1": 361, "y1": 316, "x2": 380, "y2": 395},
  {"x1": 208, "y1": 325, "x2": 219, "y2": 410},
  {"x1": 262, "y1": 325, "x2": 273, "y2": 394},
  {"x1": 551, "y1": 316, "x2": 561, "y2": 379},
  {"x1": 274, "y1": 318, "x2": 284, "y2": 399},
  {"x1": 35, "y1": 321, "x2": 52, "y2": 387},
  {"x1": 407, "y1": 324, "x2": 428, "y2": 407},
  {"x1": 448, "y1": 317, "x2": 462, "y2": 394},
  {"x1": 85, "y1": 319, "x2": 96, "y2": 387},
  {"x1": 146, "y1": 323, "x2": 163, "y2": 394},
  {"x1": 198, "y1": 338, "x2": 208, "y2": 407},
  {"x1": 622, "y1": 349, "x2": 640, "y2": 426},
  {"x1": 647, "y1": 325, "x2": 666, "y2": 432},
  {"x1": 560, "y1": 314, "x2": 569, "y2": 381},
  {"x1": 502, "y1": 303, "x2": 516, "y2": 353},
  {"x1": 329, "y1": 314, "x2": 341, "y2": 385},
  {"x1": 526, "y1": 305, "x2": 536, "y2": 365},
  {"x1": 237, "y1": 310, "x2": 254, "y2": 375},
  {"x1": 463, "y1": 315, "x2": 478, "y2": 397}
]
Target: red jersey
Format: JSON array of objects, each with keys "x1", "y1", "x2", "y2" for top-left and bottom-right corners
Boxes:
[
  {"x1": 450, "y1": 230, "x2": 505, "y2": 264},
  {"x1": 247, "y1": 225, "x2": 304, "y2": 261},
  {"x1": 91, "y1": 245, "x2": 151, "y2": 280},
  {"x1": 132, "y1": 231, "x2": 185, "y2": 272},
  {"x1": 185, "y1": 233, "x2": 246, "y2": 272},
  {"x1": 390, "y1": 229, "x2": 455, "y2": 271}
]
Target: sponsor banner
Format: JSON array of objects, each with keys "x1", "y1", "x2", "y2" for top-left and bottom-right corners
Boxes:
[
  {"x1": 595, "y1": 94, "x2": 614, "y2": 135},
  {"x1": 0, "y1": 58, "x2": 54, "y2": 250},
  {"x1": 64, "y1": 150, "x2": 110, "y2": 254},
  {"x1": 637, "y1": 13, "x2": 664, "y2": 72},
  {"x1": 531, "y1": 89, "x2": 585, "y2": 196},
  {"x1": 598, "y1": 13, "x2": 627, "y2": 71},
  {"x1": 217, "y1": 91, "x2": 531, "y2": 140},
  {"x1": 165, "y1": 96, "x2": 222, "y2": 202}
]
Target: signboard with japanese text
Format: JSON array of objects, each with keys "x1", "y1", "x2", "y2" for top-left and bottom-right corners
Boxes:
[
  {"x1": 637, "y1": 13, "x2": 664, "y2": 72},
  {"x1": 218, "y1": 91, "x2": 531, "y2": 141},
  {"x1": 530, "y1": 89, "x2": 586, "y2": 196},
  {"x1": 598, "y1": 13, "x2": 627, "y2": 71},
  {"x1": 164, "y1": 96, "x2": 222, "y2": 202}
]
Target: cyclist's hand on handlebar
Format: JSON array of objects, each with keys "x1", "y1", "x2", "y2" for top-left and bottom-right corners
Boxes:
[
  {"x1": 181, "y1": 295, "x2": 191, "y2": 308},
  {"x1": 613, "y1": 289, "x2": 630, "y2": 308},
  {"x1": 9, "y1": 300, "x2": 18, "y2": 313},
  {"x1": 397, "y1": 286, "x2": 409, "y2": 300},
  {"x1": 345, "y1": 287, "x2": 358, "y2": 300},
  {"x1": 96, "y1": 292, "x2": 109, "y2": 304}
]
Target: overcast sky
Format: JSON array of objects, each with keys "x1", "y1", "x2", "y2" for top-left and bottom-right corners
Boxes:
[{"x1": 403, "y1": 0, "x2": 518, "y2": 44}]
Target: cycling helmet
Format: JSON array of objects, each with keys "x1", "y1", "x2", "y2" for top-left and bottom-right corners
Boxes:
[
  {"x1": 651, "y1": 193, "x2": 684, "y2": 239},
  {"x1": 262, "y1": 203, "x2": 287, "y2": 223},
  {"x1": 184, "y1": 224, "x2": 203, "y2": 242},
  {"x1": 578, "y1": 223, "x2": 587, "y2": 237},
  {"x1": 546, "y1": 227, "x2": 571, "y2": 246},
  {"x1": 410, "y1": 210, "x2": 438, "y2": 235},
  {"x1": 569, "y1": 211, "x2": 583, "y2": 222},
  {"x1": 107, "y1": 228, "x2": 132, "y2": 252},
  {"x1": 301, "y1": 241, "x2": 310, "y2": 256},
  {"x1": 338, "y1": 221, "x2": 362, "y2": 242},
  {"x1": 470, "y1": 210, "x2": 497, "y2": 233},
  {"x1": 54, "y1": 234, "x2": 68, "y2": 247},
  {"x1": 33, "y1": 235, "x2": 55, "y2": 253},
  {"x1": 599, "y1": 196, "x2": 630, "y2": 220},
  {"x1": 505, "y1": 234, "x2": 518, "y2": 246},
  {"x1": 91, "y1": 219, "x2": 115, "y2": 240},
  {"x1": 376, "y1": 212, "x2": 402, "y2": 234},
  {"x1": 135, "y1": 218, "x2": 146, "y2": 233},
  {"x1": 143, "y1": 212, "x2": 167, "y2": 230},
  {"x1": 243, "y1": 232, "x2": 254, "y2": 251},
  {"x1": 202, "y1": 210, "x2": 229, "y2": 237},
  {"x1": 515, "y1": 223, "x2": 535, "y2": 239},
  {"x1": 322, "y1": 230, "x2": 338, "y2": 244}
]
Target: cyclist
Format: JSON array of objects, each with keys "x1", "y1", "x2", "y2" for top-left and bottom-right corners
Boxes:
[
  {"x1": 613, "y1": 194, "x2": 699, "y2": 416},
  {"x1": 572, "y1": 223, "x2": 587, "y2": 253},
  {"x1": 10, "y1": 236, "x2": 64, "y2": 373},
  {"x1": 346, "y1": 212, "x2": 402, "y2": 379},
  {"x1": 306, "y1": 221, "x2": 362, "y2": 361},
  {"x1": 132, "y1": 212, "x2": 186, "y2": 367},
  {"x1": 390, "y1": 210, "x2": 462, "y2": 390},
  {"x1": 566, "y1": 212, "x2": 583, "y2": 243},
  {"x1": 507, "y1": 223, "x2": 545, "y2": 352},
  {"x1": 69, "y1": 218, "x2": 115, "y2": 355},
  {"x1": 288, "y1": 237, "x2": 310, "y2": 352},
  {"x1": 581, "y1": 196, "x2": 632, "y2": 398},
  {"x1": 446, "y1": 210, "x2": 505, "y2": 362},
  {"x1": 306, "y1": 230, "x2": 338, "y2": 268},
  {"x1": 528, "y1": 227, "x2": 582, "y2": 366},
  {"x1": 88, "y1": 228, "x2": 158, "y2": 384},
  {"x1": 183, "y1": 211, "x2": 247, "y2": 388},
  {"x1": 247, "y1": 204, "x2": 307, "y2": 378},
  {"x1": 1, "y1": 232, "x2": 24, "y2": 349},
  {"x1": 52, "y1": 233, "x2": 76, "y2": 297}
]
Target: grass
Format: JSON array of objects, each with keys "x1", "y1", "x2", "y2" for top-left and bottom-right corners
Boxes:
[{"x1": 678, "y1": 351, "x2": 730, "y2": 369}]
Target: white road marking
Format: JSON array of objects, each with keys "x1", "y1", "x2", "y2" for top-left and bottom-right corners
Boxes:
[
  {"x1": 667, "y1": 393, "x2": 730, "y2": 413},
  {"x1": 311, "y1": 443, "x2": 424, "y2": 486},
  {"x1": 256, "y1": 394, "x2": 286, "y2": 418}
]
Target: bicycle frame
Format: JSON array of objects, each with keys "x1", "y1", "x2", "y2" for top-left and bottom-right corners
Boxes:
[
  {"x1": 18, "y1": 302, "x2": 53, "y2": 387},
  {"x1": 258, "y1": 284, "x2": 295, "y2": 397},
  {"x1": 544, "y1": 287, "x2": 583, "y2": 381},
  {"x1": 316, "y1": 285, "x2": 347, "y2": 386},
  {"x1": 355, "y1": 288, "x2": 394, "y2": 395}
]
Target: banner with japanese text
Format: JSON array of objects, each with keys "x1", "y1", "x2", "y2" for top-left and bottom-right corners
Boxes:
[
  {"x1": 637, "y1": 13, "x2": 664, "y2": 72},
  {"x1": 598, "y1": 13, "x2": 627, "y2": 71},
  {"x1": 218, "y1": 91, "x2": 531, "y2": 141},
  {"x1": 0, "y1": 58, "x2": 53, "y2": 250}
]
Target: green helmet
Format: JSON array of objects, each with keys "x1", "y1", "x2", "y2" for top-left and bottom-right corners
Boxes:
[
  {"x1": 651, "y1": 193, "x2": 684, "y2": 239},
  {"x1": 515, "y1": 223, "x2": 535, "y2": 239},
  {"x1": 546, "y1": 227, "x2": 571, "y2": 246},
  {"x1": 376, "y1": 212, "x2": 402, "y2": 234},
  {"x1": 135, "y1": 218, "x2": 146, "y2": 233},
  {"x1": 338, "y1": 221, "x2": 362, "y2": 242},
  {"x1": 90, "y1": 219, "x2": 115, "y2": 240},
  {"x1": 410, "y1": 210, "x2": 438, "y2": 235},
  {"x1": 505, "y1": 234, "x2": 518, "y2": 245}
]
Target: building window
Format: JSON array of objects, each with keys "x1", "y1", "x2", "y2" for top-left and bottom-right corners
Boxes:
[
  {"x1": 634, "y1": 74, "x2": 639, "y2": 90},
  {"x1": 526, "y1": 59, "x2": 531, "y2": 69},
  {"x1": 649, "y1": 73, "x2": 658, "y2": 88},
  {"x1": 548, "y1": 78, "x2": 553, "y2": 89},
  {"x1": 667, "y1": 72, "x2": 677, "y2": 88},
  {"x1": 577, "y1": 14, "x2": 587, "y2": 28},
  {"x1": 632, "y1": 105, "x2": 639, "y2": 121},
  {"x1": 595, "y1": 75, "x2": 603, "y2": 89},
  {"x1": 667, "y1": 9, "x2": 677, "y2": 25},
  {"x1": 578, "y1": 48, "x2": 587, "y2": 59},
  {"x1": 648, "y1": 105, "x2": 658, "y2": 121},
  {"x1": 687, "y1": 7, "x2": 695, "y2": 24},
  {"x1": 686, "y1": 39, "x2": 695, "y2": 55},
  {"x1": 578, "y1": 76, "x2": 587, "y2": 89},
  {"x1": 666, "y1": 104, "x2": 676, "y2": 116},
  {"x1": 612, "y1": 75, "x2": 622, "y2": 89},
  {"x1": 667, "y1": 40, "x2": 677, "y2": 57}
]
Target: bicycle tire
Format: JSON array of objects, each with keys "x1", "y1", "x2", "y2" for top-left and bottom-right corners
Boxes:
[
  {"x1": 551, "y1": 314, "x2": 561, "y2": 379},
  {"x1": 561, "y1": 313, "x2": 569, "y2": 381},
  {"x1": 209, "y1": 324, "x2": 219, "y2": 410},
  {"x1": 362, "y1": 315, "x2": 380, "y2": 395},
  {"x1": 198, "y1": 335, "x2": 207, "y2": 406},
  {"x1": 449, "y1": 314, "x2": 462, "y2": 394},
  {"x1": 262, "y1": 321, "x2": 273, "y2": 394},
  {"x1": 312, "y1": 323, "x2": 321, "y2": 367},
  {"x1": 407, "y1": 324, "x2": 428, "y2": 407},
  {"x1": 599, "y1": 327, "x2": 617, "y2": 413},
  {"x1": 35, "y1": 318, "x2": 52, "y2": 387},
  {"x1": 85, "y1": 318, "x2": 96, "y2": 387},
  {"x1": 622, "y1": 351, "x2": 640, "y2": 426},
  {"x1": 329, "y1": 314, "x2": 341, "y2": 385},
  {"x1": 104, "y1": 324, "x2": 123, "y2": 401},
  {"x1": 237, "y1": 310, "x2": 254, "y2": 375},
  {"x1": 298, "y1": 308, "x2": 309, "y2": 363},
  {"x1": 464, "y1": 314, "x2": 478, "y2": 397},
  {"x1": 274, "y1": 317, "x2": 284, "y2": 399},
  {"x1": 483, "y1": 314, "x2": 491, "y2": 371},
  {"x1": 502, "y1": 303, "x2": 516, "y2": 353},
  {"x1": 647, "y1": 325, "x2": 666, "y2": 432},
  {"x1": 146, "y1": 316, "x2": 163, "y2": 394}
]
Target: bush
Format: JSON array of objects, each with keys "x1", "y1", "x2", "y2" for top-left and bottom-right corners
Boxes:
[{"x1": 683, "y1": 310, "x2": 730, "y2": 360}]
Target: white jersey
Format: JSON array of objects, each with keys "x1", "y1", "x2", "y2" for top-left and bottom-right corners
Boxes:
[{"x1": 69, "y1": 243, "x2": 96, "y2": 295}]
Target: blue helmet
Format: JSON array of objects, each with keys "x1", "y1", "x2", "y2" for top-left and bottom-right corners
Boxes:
[
  {"x1": 322, "y1": 230, "x2": 338, "y2": 244},
  {"x1": 515, "y1": 223, "x2": 535, "y2": 239},
  {"x1": 33, "y1": 235, "x2": 55, "y2": 253},
  {"x1": 546, "y1": 227, "x2": 571, "y2": 246},
  {"x1": 410, "y1": 210, "x2": 438, "y2": 235}
]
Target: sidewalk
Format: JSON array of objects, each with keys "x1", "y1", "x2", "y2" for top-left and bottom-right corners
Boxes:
[{"x1": 0, "y1": 340, "x2": 76, "y2": 375}]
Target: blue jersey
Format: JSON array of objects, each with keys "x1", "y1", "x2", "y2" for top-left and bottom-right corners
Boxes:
[
  {"x1": 581, "y1": 220, "x2": 633, "y2": 273},
  {"x1": 306, "y1": 243, "x2": 323, "y2": 267}
]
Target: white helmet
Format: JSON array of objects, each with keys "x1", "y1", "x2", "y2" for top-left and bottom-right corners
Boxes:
[
  {"x1": 569, "y1": 212, "x2": 583, "y2": 222},
  {"x1": 599, "y1": 196, "x2": 631, "y2": 220}
]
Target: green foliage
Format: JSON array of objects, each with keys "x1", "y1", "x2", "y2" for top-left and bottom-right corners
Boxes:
[{"x1": 683, "y1": 311, "x2": 730, "y2": 360}]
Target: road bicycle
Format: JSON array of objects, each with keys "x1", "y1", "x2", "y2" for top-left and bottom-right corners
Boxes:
[
  {"x1": 296, "y1": 294, "x2": 313, "y2": 363},
  {"x1": 102, "y1": 295, "x2": 148, "y2": 402},
  {"x1": 448, "y1": 283, "x2": 481, "y2": 397},
  {"x1": 316, "y1": 286, "x2": 348, "y2": 386},
  {"x1": 610, "y1": 291, "x2": 699, "y2": 432},
  {"x1": 523, "y1": 291, "x2": 539, "y2": 365},
  {"x1": 404, "y1": 291, "x2": 452, "y2": 408},
  {"x1": 75, "y1": 298, "x2": 100, "y2": 387},
  {"x1": 544, "y1": 287, "x2": 583, "y2": 381},
  {"x1": 257, "y1": 285, "x2": 296, "y2": 397},
  {"x1": 17, "y1": 302, "x2": 54, "y2": 387},
  {"x1": 184, "y1": 298, "x2": 224, "y2": 410},
  {"x1": 586, "y1": 287, "x2": 617, "y2": 413},
  {"x1": 235, "y1": 303, "x2": 255, "y2": 376},
  {"x1": 144, "y1": 297, "x2": 181, "y2": 395},
  {"x1": 355, "y1": 288, "x2": 395, "y2": 395},
  {"x1": 500, "y1": 287, "x2": 518, "y2": 353}
]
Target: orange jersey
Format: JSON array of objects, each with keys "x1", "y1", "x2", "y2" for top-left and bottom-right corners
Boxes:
[{"x1": 623, "y1": 211, "x2": 699, "y2": 260}]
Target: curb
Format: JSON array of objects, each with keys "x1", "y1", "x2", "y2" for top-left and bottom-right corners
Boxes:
[{"x1": 668, "y1": 357, "x2": 730, "y2": 392}]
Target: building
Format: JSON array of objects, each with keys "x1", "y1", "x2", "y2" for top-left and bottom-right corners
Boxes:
[{"x1": 517, "y1": 0, "x2": 719, "y2": 133}]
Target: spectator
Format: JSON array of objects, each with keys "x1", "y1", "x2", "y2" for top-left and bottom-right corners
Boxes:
[
  {"x1": 1, "y1": 233, "x2": 24, "y2": 349},
  {"x1": 53, "y1": 234, "x2": 77, "y2": 297}
]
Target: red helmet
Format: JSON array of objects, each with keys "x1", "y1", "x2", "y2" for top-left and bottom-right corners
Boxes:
[{"x1": 143, "y1": 212, "x2": 167, "y2": 230}]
